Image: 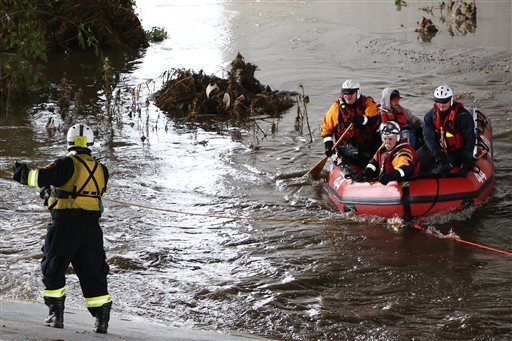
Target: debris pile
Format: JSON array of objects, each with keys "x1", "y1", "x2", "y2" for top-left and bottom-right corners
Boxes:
[
  {"x1": 417, "y1": 1, "x2": 477, "y2": 42},
  {"x1": 154, "y1": 53, "x2": 296, "y2": 120}
]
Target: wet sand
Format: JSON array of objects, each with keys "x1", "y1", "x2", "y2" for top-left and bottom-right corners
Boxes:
[{"x1": 0, "y1": 300, "x2": 268, "y2": 341}]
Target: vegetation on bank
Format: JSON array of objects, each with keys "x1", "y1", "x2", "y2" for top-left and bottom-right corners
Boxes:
[
  {"x1": 0, "y1": 0, "x2": 298, "y2": 148},
  {"x1": 145, "y1": 26, "x2": 168, "y2": 43},
  {"x1": 0, "y1": 0, "x2": 148, "y2": 110}
]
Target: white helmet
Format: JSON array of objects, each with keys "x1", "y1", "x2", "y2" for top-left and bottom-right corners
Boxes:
[
  {"x1": 341, "y1": 79, "x2": 361, "y2": 99},
  {"x1": 67, "y1": 123, "x2": 94, "y2": 150},
  {"x1": 433, "y1": 85, "x2": 453, "y2": 105},
  {"x1": 380, "y1": 121, "x2": 401, "y2": 142}
]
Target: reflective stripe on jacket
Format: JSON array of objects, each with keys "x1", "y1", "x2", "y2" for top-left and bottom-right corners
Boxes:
[
  {"x1": 321, "y1": 95, "x2": 378, "y2": 144},
  {"x1": 374, "y1": 142, "x2": 420, "y2": 177}
]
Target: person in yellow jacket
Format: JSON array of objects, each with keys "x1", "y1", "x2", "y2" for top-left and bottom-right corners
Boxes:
[
  {"x1": 13, "y1": 123, "x2": 112, "y2": 334},
  {"x1": 321, "y1": 79, "x2": 380, "y2": 168},
  {"x1": 352, "y1": 121, "x2": 420, "y2": 184}
]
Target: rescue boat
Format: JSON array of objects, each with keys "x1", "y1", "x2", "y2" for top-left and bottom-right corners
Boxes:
[{"x1": 324, "y1": 110, "x2": 493, "y2": 219}]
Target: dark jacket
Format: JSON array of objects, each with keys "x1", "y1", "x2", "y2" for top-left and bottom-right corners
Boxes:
[{"x1": 423, "y1": 103, "x2": 475, "y2": 165}]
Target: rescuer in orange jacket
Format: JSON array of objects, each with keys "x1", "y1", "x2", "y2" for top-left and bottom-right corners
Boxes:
[
  {"x1": 417, "y1": 85, "x2": 476, "y2": 177},
  {"x1": 321, "y1": 79, "x2": 380, "y2": 168},
  {"x1": 351, "y1": 121, "x2": 420, "y2": 184},
  {"x1": 12, "y1": 123, "x2": 112, "y2": 334}
]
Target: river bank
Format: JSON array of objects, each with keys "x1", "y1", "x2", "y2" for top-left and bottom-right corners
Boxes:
[{"x1": 0, "y1": 300, "x2": 267, "y2": 340}]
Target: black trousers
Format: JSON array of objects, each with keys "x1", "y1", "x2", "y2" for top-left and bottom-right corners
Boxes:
[{"x1": 41, "y1": 209, "x2": 109, "y2": 298}]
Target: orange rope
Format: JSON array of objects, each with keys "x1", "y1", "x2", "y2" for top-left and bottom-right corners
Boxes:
[
  {"x1": 446, "y1": 236, "x2": 512, "y2": 256},
  {"x1": 411, "y1": 222, "x2": 512, "y2": 257}
]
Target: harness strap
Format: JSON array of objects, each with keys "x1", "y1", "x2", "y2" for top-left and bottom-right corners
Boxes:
[
  {"x1": 49, "y1": 156, "x2": 102, "y2": 211},
  {"x1": 401, "y1": 181, "x2": 412, "y2": 221},
  {"x1": 73, "y1": 156, "x2": 102, "y2": 197},
  {"x1": 439, "y1": 127, "x2": 447, "y2": 153},
  {"x1": 53, "y1": 189, "x2": 101, "y2": 199},
  {"x1": 48, "y1": 198, "x2": 59, "y2": 211}
]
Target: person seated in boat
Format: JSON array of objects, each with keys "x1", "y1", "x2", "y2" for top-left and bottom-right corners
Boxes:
[
  {"x1": 321, "y1": 79, "x2": 380, "y2": 168},
  {"x1": 379, "y1": 88, "x2": 423, "y2": 149},
  {"x1": 351, "y1": 121, "x2": 420, "y2": 185},
  {"x1": 417, "y1": 85, "x2": 475, "y2": 177}
]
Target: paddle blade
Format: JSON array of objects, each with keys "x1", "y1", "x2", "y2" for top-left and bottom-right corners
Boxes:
[{"x1": 306, "y1": 156, "x2": 328, "y2": 180}]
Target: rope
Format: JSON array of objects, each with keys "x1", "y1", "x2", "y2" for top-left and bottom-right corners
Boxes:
[
  {"x1": 410, "y1": 222, "x2": 512, "y2": 257},
  {"x1": 446, "y1": 236, "x2": 512, "y2": 256},
  {"x1": 103, "y1": 197, "x2": 386, "y2": 225},
  {"x1": 103, "y1": 198, "x2": 511, "y2": 256},
  {"x1": 416, "y1": 177, "x2": 440, "y2": 218}
]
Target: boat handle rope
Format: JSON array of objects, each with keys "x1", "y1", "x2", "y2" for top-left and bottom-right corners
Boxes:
[
  {"x1": 415, "y1": 177, "x2": 440, "y2": 218},
  {"x1": 103, "y1": 197, "x2": 511, "y2": 257}
]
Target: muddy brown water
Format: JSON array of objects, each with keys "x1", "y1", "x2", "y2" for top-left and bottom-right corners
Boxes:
[{"x1": 1, "y1": 1, "x2": 511, "y2": 339}]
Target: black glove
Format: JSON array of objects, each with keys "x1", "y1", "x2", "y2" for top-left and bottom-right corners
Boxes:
[
  {"x1": 346, "y1": 168, "x2": 376, "y2": 182},
  {"x1": 345, "y1": 173, "x2": 365, "y2": 182},
  {"x1": 454, "y1": 163, "x2": 473, "y2": 176},
  {"x1": 360, "y1": 167, "x2": 377, "y2": 181},
  {"x1": 324, "y1": 140, "x2": 335, "y2": 157},
  {"x1": 434, "y1": 153, "x2": 448, "y2": 165},
  {"x1": 13, "y1": 162, "x2": 29, "y2": 185},
  {"x1": 351, "y1": 115, "x2": 365, "y2": 127},
  {"x1": 432, "y1": 153, "x2": 451, "y2": 177},
  {"x1": 432, "y1": 163, "x2": 452, "y2": 177},
  {"x1": 39, "y1": 186, "x2": 51, "y2": 206},
  {"x1": 378, "y1": 170, "x2": 401, "y2": 185},
  {"x1": 350, "y1": 173, "x2": 364, "y2": 182},
  {"x1": 338, "y1": 143, "x2": 359, "y2": 159},
  {"x1": 362, "y1": 167, "x2": 376, "y2": 177}
]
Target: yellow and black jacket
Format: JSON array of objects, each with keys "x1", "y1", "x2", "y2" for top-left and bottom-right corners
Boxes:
[
  {"x1": 367, "y1": 142, "x2": 419, "y2": 178},
  {"x1": 27, "y1": 151, "x2": 108, "y2": 211}
]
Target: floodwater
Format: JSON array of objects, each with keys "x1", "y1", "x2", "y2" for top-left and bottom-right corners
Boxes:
[{"x1": 1, "y1": 1, "x2": 512, "y2": 339}]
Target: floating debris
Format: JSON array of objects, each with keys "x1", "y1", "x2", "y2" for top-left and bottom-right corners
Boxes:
[
  {"x1": 154, "y1": 53, "x2": 297, "y2": 121},
  {"x1": 415, "y1": 17, "x2": 439, "y2": 42},
  {"x1": 418, "y1": 1, "x2": 477, "y2": 41}
]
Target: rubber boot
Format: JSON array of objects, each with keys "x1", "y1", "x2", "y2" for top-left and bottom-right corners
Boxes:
[
  {"x1": 94, "y1": 301, "x2": 112, "y2": 334},
  {"x1": 44, "y1": 296, "x2": 65, "y2": 328}
]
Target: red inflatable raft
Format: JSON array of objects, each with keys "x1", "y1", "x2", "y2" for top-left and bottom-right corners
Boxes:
[{"x1": 325, "y1": 110, "x2": 494, "y2": 219}]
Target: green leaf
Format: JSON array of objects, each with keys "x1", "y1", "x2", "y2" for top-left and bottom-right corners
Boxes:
[{"x1": 77, "y1": 29, "x2": 85, "y2": 50}]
